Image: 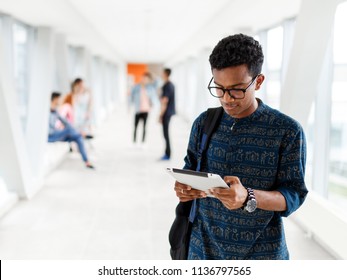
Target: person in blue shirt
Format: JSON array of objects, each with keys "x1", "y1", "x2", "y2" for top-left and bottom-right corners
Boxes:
[
  {"x1": 174, "y1": 34, "x2": 308, "y2": 259},
  {"x1": 48, "y1": 92, "x2": 94, "y2": 169},
  {"x1": 159, "y1": 68, "x2": 176, "y2": 160}
]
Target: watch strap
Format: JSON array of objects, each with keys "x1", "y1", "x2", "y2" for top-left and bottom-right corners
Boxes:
[{"x1": 243, "y1": 187, "x2": 257, "y2": 212}]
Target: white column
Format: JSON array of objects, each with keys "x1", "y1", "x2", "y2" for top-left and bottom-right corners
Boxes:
[
  {"x1": 55, "y1": 33, "x2": 70, "y2": 93},
  {"x1": 0, "y1": 15, "x2": 32, "y2": 199},
  {"x1": 75, "y1": 47, "x2": 93, "y2": 85},
  {"x1": 98, "y1": 59, "x2": 107, "y2": 119},
  {"x1": 111, "y1": 64, "x2": 119, "y2": 104},
  {"x1": 171, "y1": 63, "x2": 183, "y2": 118},
  {"x1": 91, "y1": 57, "x2": 105, "y2": 125},
  {"x1": 73, "y1": 47, "x2": 85, "y2": 78},
  {"x1": 101, "y1": 59, "x2": 112, "y2": 116},
  {"x1": 311, "y1": 38, "x2": 334, "y2": 197},
  {"x1": 116, "y1": 61, "x2": 127, "y2": 104},
  {"x1": 110, "y1": 64, "x2": 118, "y2": 109},
  {"x1": 280, "y1": 0, "x2": 341, "y2": 129},
  {"x1": 1, "y1": 15, "x2": 14, "y2": 76},
  {"x1": 25, "y1": 27, "x2": 55, "y2": 187},
  {"x1": 179, "y1": 60, "x2": 190, "y2": 121},
  {"x1": 104, "y1": 62, "x2": 113, "y2": 112},
  {"x1": 195, "y1": 50, "x2": 208, "y2": 117},
  {"x1": 257, "y1": 31, "x2": 268, "y2": 103},
  {"x1": 195, "y1": 48, "x2": 219, "y2": 115},
  {"x1": 109, "y1": 64, "x2": 117, "y2": 109},
  {"x1": 185, "y1": 57, "x2": 198, "y2": 122},
  {"x1": 281, "y1": 18, "x2": 296, "y2": 82},
  {"x1": 0, "y1": 16, "x2": 18, "y2": 213}
]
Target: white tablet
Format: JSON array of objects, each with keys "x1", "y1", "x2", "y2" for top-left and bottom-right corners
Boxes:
[{"x1": 167, "y1": 168, "x2": 229, "y2": 196}]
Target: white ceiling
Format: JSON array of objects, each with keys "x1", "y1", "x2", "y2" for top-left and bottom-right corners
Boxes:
[
  {"x1": 0, "y1": 0, "x2": 301, "y2": 64},
  {"x1": 69, "y1": 0, "x2": 232, "y2": 63}
]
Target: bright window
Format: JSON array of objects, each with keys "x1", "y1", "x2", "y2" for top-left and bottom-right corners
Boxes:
[
  {"x1": 305, "y1": 104, "x2": 315, "y2": 190},
  {"x1": 334, "y1": 2, "x2": 347, "y2": 64},
  {"x1": 68, "y1": 46, "x2": 78, "y2": 80},
  {"x1": 329, "y1": 1, "x2": 347, "y2": 212},
  {"x1": 13, "y1": 22, "x2": 30, "y2": 132},
  {"x1": 329, "y1": 80, "x2": 347, "y2": 212},
  {"x1": 267, "y1": 26, "x2": 283, "y2": 71},
  {"x1": 265, "y1": 26, "x2": 283, "y2": 109}
]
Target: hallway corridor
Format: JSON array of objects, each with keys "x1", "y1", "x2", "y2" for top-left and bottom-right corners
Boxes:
[{"x1": 0, "y1": 106, "x2": 335, "y2": 260}]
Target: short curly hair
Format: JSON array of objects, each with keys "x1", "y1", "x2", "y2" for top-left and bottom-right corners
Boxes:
[{"x1": 209, "y1": 34, "x2": 264, "y2": 77}]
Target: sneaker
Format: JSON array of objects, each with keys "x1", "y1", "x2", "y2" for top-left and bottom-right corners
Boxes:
[
  {"x1": 86, "y1": 163, "x2": 95, "y2": 169},
  {"x1": 159, "y1": 155, "x2": 170, "y2": 161}
]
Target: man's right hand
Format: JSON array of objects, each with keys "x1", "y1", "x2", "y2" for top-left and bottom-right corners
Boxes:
[{"x1": 174, "y1": 181, "x2": 207, "y2": 202}]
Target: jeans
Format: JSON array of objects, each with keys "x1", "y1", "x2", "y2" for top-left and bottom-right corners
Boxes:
[
  {"x1": 134, "y1": 112, "x2": 149, "y2": 142},
  {"x1": 163, "y1": 115, "x2": 172, "y2": 158},
  {"x1": 48, "y1": 126, "x2": 88, "y2": 162}
]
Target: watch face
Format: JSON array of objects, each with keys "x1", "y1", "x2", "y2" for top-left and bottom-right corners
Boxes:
[{"x1": 245, "y1": 199, "x2": 257, "y2": 212}]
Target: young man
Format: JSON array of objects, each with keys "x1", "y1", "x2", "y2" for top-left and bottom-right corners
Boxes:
[
  {"x1": 131, "y1": 72, "x2": 157, "y2": 146},
  {"x1": 174, "y1": 34, "x2": 308, "y2": 259},
  {"x1": 159, "y1": 68, "x2": 176, "y2": 160},
  {"x1": 48, "y1": 92, "x2": 94, "y2": 169}
]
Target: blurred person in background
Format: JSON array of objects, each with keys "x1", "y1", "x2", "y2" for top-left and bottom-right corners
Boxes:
[
  {"x1": 130, "y1": 72, "x2": 158, "y2": 147},
  {"x1": 62, "y1": 78, "x2": 94, "y2": 139},
  {"x1": 60, "y1": 91, "x2": 75, "y2": 153},
  {"x1": 48, "y1": 92, "x2": 94, "y2": 169},
  {"x1": 159, "y1": 68, "x2": 176, "y2": 160},
  {"x1": 60, "y1": 92, "x2": 74, "y2": 125}
]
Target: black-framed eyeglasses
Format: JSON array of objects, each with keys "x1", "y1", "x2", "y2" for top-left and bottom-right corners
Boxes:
[{"x1": 207, "y1": 75, "x2": 259, "y2": 99}]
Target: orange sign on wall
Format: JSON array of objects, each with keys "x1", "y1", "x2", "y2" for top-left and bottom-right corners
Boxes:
[{"x1": 127, "y1": 64, "x2": 148, "y2": 84}]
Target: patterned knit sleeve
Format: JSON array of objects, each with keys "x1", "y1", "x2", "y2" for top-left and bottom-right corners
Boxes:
[
  {"x1": 276, "y1": 125, "x2": 308, "y2": 217},
  {"x1": 183, "y1": 112, "x2": 206, "y2": 171}
]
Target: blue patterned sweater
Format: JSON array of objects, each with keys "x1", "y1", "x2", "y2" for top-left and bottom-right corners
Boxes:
[{"x1": 183, "y1": 99, "x2": 308, "y2": 260}]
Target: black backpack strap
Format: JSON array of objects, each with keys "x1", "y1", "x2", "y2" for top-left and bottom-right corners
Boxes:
[
  {"x1": 196, "y1": 106, "x2": 224, "y2": 171},
  {"x1": 203, "y1": 107, "x2": 225, "y2": 138},
  {"x1": 189, "y1": 106, "x2": 224, "y2": 222},
  {"x1": 169, "y1": 106, "x2": 224, "y2": 260}
]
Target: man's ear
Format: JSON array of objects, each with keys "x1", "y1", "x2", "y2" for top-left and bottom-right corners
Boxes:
[{"x1": 255, "y1": 74, "x2": 265, "y2": 90}]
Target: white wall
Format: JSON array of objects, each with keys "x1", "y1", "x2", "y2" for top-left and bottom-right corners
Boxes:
[{"x1": 0, "y1": 15, "x2": 33, "y2": 199}]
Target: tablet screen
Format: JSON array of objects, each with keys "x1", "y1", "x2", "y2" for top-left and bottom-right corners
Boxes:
[{"x1": 172, "y1": 168, "x2": 209, "y2": 178}]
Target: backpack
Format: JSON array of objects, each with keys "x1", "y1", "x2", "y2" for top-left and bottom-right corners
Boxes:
[{"x1": 168, "y1": 106, "x2": 224, "y2": 260}]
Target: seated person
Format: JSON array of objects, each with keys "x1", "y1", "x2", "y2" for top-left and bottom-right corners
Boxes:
[{"x1": 48, "y1": 92, "x2": 94, "y2": 169}]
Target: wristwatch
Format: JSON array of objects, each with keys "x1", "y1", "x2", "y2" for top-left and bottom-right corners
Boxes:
[{"x1": 243, "y1": 187, "x2": 257, "y2": 213}]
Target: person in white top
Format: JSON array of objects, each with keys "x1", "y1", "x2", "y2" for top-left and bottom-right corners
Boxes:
[
  {"x1": 130, "y1": 72, "x2": 158, "y2": 145},
  {"x1": 70, "y1": 78, "x2": 94, "y2": 138}
]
